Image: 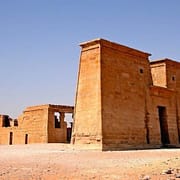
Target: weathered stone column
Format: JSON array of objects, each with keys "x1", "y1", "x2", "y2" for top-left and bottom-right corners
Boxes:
[{"x1": 60, "y1": 112, "x2": 65, "y2": 128}]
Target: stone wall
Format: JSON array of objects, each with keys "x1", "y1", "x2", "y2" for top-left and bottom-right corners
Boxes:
[
  {"x1": 0, "y1": 104, "x2": 74, "y2": 145},
  {"x1": 149, "y1": 87, "x2": 178, "y2": 145},
  {"x1": 0, "y1": 105, "x2": 49, "y2": 145},
  {"x1": 100, "y1": 40, "x2": 152, "y2": 150},
  {"x1": 48, "y1": 105, "x2": 74, "y2": 143},
  {"x1": 72, "y1": 38, "x2": 180, "y2": 150},
  {"x1": 72, "y1": 40, "x2": 102, "y2": 149}
]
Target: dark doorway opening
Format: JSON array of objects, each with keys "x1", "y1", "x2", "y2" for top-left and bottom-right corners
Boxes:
[
  {"x1": 158, "y1": 106, "x2": 170, "y2": 146},
  {"x1": 9, "y1": 132, "x2": 13, "y2": 145},
  {"x1": 145, "y1": 112, "x2": 150, "y2": 144},
  {"x1": 25, "y1": 134, "x2": 28, "y2": 144}
]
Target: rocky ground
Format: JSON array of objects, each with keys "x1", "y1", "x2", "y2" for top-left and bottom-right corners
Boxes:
[{"x1": 0, "y1": 144, "x2": 179, "y2": 180}]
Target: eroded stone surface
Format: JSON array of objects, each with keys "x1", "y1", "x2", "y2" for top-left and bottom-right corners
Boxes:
[{"x1": 0, "y1": 104, "x2": 74, "y2": 144}]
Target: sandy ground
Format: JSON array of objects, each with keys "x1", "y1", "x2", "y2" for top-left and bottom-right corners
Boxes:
[{"x1": 0, "y1": 144, "x2": 180, "y2": 180}]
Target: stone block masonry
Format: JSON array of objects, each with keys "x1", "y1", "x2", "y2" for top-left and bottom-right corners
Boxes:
[
  {"x1": 0, "y1": 104, "x2": 74, "y2": 145},
  {"x1": 72, "y1": 38, "x2": 180, "y2": 150},
  {"x1": 1, "y1": 38, "x2": 180, "y2": 151}
]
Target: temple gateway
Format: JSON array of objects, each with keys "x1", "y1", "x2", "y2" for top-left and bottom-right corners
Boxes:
[
  {"x1": 1, "y1": 38, "x2": 180, "y2": 150},
  {"x1": 72, "y1": 38, "x2": 180, "y2": 150}
]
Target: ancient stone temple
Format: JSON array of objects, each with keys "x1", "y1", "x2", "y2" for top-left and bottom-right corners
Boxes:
[
  {"x1": 72, "y1": 38, "x2": 180, "y2": 150},
  {"x1": 0, "y1": 104, "x2": 73, "y2": 145}
]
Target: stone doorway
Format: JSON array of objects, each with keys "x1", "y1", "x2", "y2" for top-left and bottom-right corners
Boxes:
[
  {"x1": 158, "y1": 106, "x2": 170, "y2": 146},
  {"x1": 9, "y1": 132, "x2": 13, "y2": 145},
  {"x1": 25, "y1": 134, "x2": 28, "y2": 144}
]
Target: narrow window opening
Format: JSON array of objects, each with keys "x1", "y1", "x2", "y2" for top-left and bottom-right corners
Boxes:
[
  {"x1": 140, "y1": 68, "x2": 144, "y2": 74},
  {"x1": 54, "y1": 112, "x2": 61, "y2": 128},
  {"x1": 3, "y1": 116, "x2": 10, "y2": 127},
  {"x1": 14, "y1": 119, "x2": 18, "y2": 126},
  {"x1": 172, "y1": 76, "x2": 176, "y2": 81}
]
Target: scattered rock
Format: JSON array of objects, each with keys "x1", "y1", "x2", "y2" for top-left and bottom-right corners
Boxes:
[
  {"x1": 176, "y1": 173, "x2": 180, "y2": 178},
  {"x1": 162, "y1": 169, "x2": 172, "y2": 175},
  {"x1": 140, "y1": 175, "x2": 151, "y2": 180},
  {"x1": 167, "y1": 178, "x2": 175, "y2": 180}
]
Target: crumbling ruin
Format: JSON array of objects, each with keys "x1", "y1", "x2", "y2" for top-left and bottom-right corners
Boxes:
[{"x1": 0, "y1": 104, "x2": 74, "y2": 145}]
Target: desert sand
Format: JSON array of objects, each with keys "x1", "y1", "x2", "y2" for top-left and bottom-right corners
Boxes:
[{"x1": 0, "y1": 144, "x2": 180, "y2": 180}]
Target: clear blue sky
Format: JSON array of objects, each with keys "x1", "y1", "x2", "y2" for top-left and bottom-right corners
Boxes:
[{"x1": 0, "y1": 0, "x2": 180, "y2": 118}]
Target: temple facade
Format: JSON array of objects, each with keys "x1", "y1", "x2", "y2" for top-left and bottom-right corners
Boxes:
[
  {"x1": 1, "y1": 38, "x2": 180, "y2": 150},
  {"x1": 72, "y1": 38, "x2": 180, "y2": 150}
]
